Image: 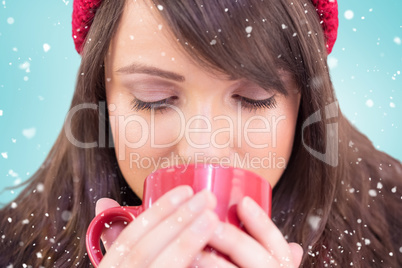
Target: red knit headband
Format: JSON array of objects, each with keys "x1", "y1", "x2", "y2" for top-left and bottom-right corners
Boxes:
[{"x1": 72, "y1": 0, "x2": 338, "y2": 54}]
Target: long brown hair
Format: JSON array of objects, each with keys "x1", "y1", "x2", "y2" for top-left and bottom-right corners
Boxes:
[{"x1": 1, "y1": 0, "x2": 401, "y2": 267}]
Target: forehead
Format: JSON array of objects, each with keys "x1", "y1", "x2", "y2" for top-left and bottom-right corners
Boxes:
[
  {"x1": 118, "y1": 1, "x2": 166, "y2": 41},
  {"x1": 106, "y1": 0, "x2": 236, "y2": 83},
  {"x1": 106, "y1": 0, "x2": 294, "y2": 94},
  {"x1": 108, "y1": 1, "x2": 180, "y2": 66}
]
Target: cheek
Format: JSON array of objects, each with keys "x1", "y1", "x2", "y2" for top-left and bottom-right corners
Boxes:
[
  {"x1": 109, "y1": 112, "x2": 152, "y2": 199},
  {"x1": 106, "y1": 91, "x2": 146, "y2": 198},
  {"x1": 150, "y1": 110, "x2": 186, "y2": 146},
  {"x1": 240, "y1": 98, "x2": 299, "y2": 188},
  {"x1": 107, "y1": 98, "x2": 186, "y2": 198},
  {"x1": 238, "y1": 116, "x2": 296, "y2": 188}
]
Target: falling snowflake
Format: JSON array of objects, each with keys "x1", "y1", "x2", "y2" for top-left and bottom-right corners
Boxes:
[
  {"x1": 116, "y1": 244, "x2": 127, "y2": 253},
  {"x1": 344, "y1": 10, "x2": 354, "y2": 20},
  {"x1": 43, "y1": 43, "x2": 51, "y2": 52},
  {"x1": 22, "y1": 127, "x2": 36, "y2": 139},
  {"x1": 308, "y1": 215, "x2": 321, "y2": 231},
  {"x1": 327, "y1": 56, "x2": 338, "y2": 69},
  {"x1": 142, "y1": 217, "x2": 149, "y2": 227},
  {"x1": 36, "y1": 183, "x2": 44, "y2": 192},
  {"x1": 8, "y1": 170, "x2": 18, "y2": 177},
  {"x1": 61, "y1": 210, "x2": 72, "y2": 221},
  {"x1": 365, "y1": 99, "x2": 374, "y2": 108},
  {"x1": 19, "y1": 62, "x2": 30, "y2": 73},
  {"x1": 377, "y1": 182, "x2": 383, "y2": 189}
]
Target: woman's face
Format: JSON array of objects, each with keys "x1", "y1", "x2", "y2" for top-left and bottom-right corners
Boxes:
[{"x1": 105, "y1": 1, "x2": 301, "y2": 199}]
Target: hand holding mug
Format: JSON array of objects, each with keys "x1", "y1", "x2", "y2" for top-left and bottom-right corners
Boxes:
[
  {"x1": 94, "y1": 186, "x2": 221, "y2": 267},
  {"x1": 86, "y1": 164, "x2": 302, "y2": 267}
]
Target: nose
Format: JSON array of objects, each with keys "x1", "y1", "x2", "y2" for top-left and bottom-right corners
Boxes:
[{"x1": 174, "y1": 109, "x2": 235, "y2": 166}]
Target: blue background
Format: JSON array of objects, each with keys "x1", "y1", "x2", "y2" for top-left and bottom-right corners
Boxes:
[{"x1": 0, "y1": 0, "x2": 401, "y2": 205}]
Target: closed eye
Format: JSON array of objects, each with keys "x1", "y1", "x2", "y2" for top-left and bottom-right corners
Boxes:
[
  {"x1": 131, "y1": 96, "x2": 178, "y2": 112},
  {"x1": 232, "y1": 94, "x2": 277, "y2": 112},
  {"x1": 130, "y1": 94, "x2": 277, "y2": 113}
]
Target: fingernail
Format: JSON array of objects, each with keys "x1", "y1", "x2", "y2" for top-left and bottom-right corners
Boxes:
[
  {"x1": 243, "y1": 196, "x2": 262, "y2": 217},
  {"x1": 101, "y1": 236, "x2": 108, "y2": 245},
  {"x1": 187, "y1": 190, "x2": 210, "y2": 213},
  {"x1": 190, "y1": 211, "x2": 214, "y2": 233},
  {"x1": 169, "y1": 186, "x2": 193, "y2": 206},
  {"x1": 214, "y1": 222, "x2": 225, "y2": 239}
]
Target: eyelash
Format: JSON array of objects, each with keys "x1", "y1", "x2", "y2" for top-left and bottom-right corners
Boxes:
[
  {"x1": 232, "y1": 94, "x2": 277, "y2": 112},
  {"x1": 131, "y1": 97, "x2": 177, "y2": 112},
  {"x1": 131, "y1": 95, "x2": 277, "y2": 112}
]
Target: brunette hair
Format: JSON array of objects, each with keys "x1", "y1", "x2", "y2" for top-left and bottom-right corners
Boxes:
[{"x1": 1, "y1": 0, "x2": 401, "y2": 267}]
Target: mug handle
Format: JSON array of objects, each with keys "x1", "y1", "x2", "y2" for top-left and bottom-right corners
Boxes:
[{"x1": 86, "y1": 206, "x2": 143, "y2": 267}]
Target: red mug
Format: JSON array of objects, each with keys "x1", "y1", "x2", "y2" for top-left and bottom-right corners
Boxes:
[{"x1": 86, "y1": 164, "x2": 272, "y2": 266}]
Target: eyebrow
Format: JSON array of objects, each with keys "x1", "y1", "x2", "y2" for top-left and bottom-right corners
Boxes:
[{"x1": 116, "y1": 62, "x2": 185, "y2": 82}]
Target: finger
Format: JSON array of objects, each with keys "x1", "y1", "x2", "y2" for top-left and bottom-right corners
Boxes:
[
  {"x1": 289, "y1": 243, "x2": 303, "y2": 267},
  {"x1": 190, "y1": 250, "x2": 239, "y2": 268},
  {"x1": 149, "y1": 210, "x2": 220, "y2": 267},
  {"x1": 95, "y1": 198, "x2": 120, "y2": 215},
  {"x1": 209, "y1": 222, "x2": 278, "y2": 268},
  {"x1": 114, "y1": 185, "x2": 194, "y2": 243},
  {"x1": 95, "y1": 198, "x2": 124, "y2": 251},
  {"x1": 237, "y1": 196, "x2": 295, "y2": 266},
  {"x1": 98, "y1": 186, "x2": 194, "y2": 267},
  {"x1": 119, "y1": 190, "x2": 217, "y2": 267}
]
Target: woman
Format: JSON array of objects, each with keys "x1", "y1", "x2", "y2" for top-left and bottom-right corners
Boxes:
[{"x1": 1, "y1": 0, "x2": 401, "y2": 267}]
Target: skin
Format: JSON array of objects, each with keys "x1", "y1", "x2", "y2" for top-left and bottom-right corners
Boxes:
[{"x1": 98, "y1": 0, "x2": 303, "y2": 267}]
